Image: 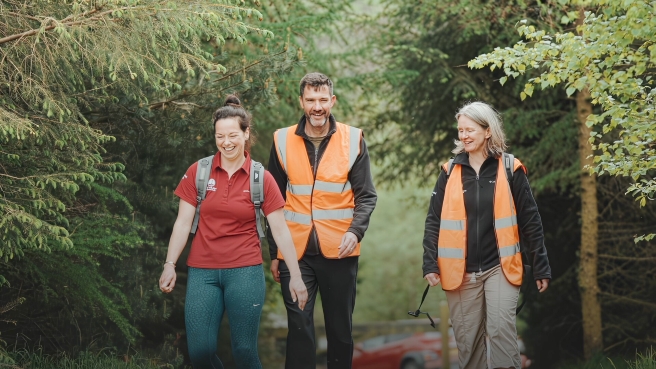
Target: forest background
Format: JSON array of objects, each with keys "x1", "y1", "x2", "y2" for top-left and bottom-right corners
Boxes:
[{"x1": 1, "y1": 0, "x2": 655, "y2": 368}]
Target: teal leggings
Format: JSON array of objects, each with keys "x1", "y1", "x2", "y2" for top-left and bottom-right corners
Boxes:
[{"x1": 185, "y1": 265, "x2": 265, "y2": 369}]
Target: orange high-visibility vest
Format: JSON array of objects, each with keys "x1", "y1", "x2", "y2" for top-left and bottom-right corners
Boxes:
[
  {"x1": 273, "y1": 122, "x2": 362, "y2": 259},
  {"x1": 437, "y1": 156, "x2": 526, "y2": 290}
]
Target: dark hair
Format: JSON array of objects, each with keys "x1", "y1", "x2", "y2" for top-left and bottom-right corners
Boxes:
[
  {"x1": 212, "y1": 95, "x2": 255, "y2": 151},
  {"x1": 299, "y1": 72, "x2": 333, "y2": 97}
]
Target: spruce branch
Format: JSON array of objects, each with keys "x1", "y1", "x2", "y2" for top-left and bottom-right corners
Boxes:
[
  {"x1": 147, "y1": 49, "x2": 288, "y2": 109},
  {"x1": 0, "y1": 6, "x2": 137, "y2": 45}
]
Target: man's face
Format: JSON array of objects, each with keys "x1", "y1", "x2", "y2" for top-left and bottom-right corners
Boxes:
[{"x1": 299, "y1": 85, "x2": 336, "y2": 128}]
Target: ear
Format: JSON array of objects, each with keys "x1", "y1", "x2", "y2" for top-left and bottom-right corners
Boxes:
[
  {"x1": 298, "y1": 95, "x2": 304, "y2": 109},
  {"x1": 485, "y1": 127, "x2": 491, "y2": 139},
  {"x1": 330, "y1": 94, "x2": 337, "y2": 107},
  {"x1": 245, "y1": 127, "x2": 250, "y2": 140}
]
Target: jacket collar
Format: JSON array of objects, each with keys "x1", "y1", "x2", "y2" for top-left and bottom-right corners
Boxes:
[
  {"x1": 452, "y1": 152, "x2": 498, "y2": 167},
  {"x1": 294, "y1": 114, "x2": 337, "y2": 140}
]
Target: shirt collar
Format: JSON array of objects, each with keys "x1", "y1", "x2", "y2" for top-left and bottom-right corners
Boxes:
[
  {"x1": 213, "y1": 151, "x2": 251, "y2": 174},
  {"x1": 294, "y1": 114, "x2": 337, "y2": 139}
]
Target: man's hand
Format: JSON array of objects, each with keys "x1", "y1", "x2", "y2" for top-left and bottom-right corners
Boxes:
[
  {"x1": 536, "y1": 278, "x2": 549, "y2": 293},
  {"x1": 424, "y1": 273, "x2": 441, "y2": 287},
  {"x1": 337, "y1": 231, "x2": 358, "y2": 259},
  {"x1": 270, "y1": 259, "x2": 281, "y2": 283}
]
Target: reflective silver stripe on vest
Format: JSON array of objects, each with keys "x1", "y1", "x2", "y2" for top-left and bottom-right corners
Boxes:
[
  {"x1": 312, "y1": 208, "x2": 354, "y2": 220},
  {"x1": 277, "y1": 127, "x2": 289, "y2": 171},
  {"x1": 287, "y1": 183, "x2": 313, "y2": 196},
  {"x1": 499, "y1": 243, "x2": 520, "y2": 257},
  {"x1": 495, "y1": 215, "x2": 518, "y2": 229},
  {"x1": 283, "y1": 210, "x2": 311, "y2": 225},
  {"x1": 440, "y1": 219, "x2": 465, "y2": 231},
  {"x1": 438, "y1": 247, "x2": 465, "y2": 259},
  {"x1": 348, "y1": 127, "x2": 361, "y2": 170},
  {"x1": 314, "y1": 180, "x2": 352, "y2": 193}
]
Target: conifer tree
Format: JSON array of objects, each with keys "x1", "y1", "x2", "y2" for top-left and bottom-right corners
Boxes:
[
  {"x1": 0, "y1": 0, "x2": 274, "y2": 268},
  {"x1": 1, "y1": 0, "x2": 353, "y2": 358},
  {"x1": 0, "y1": 0, "x2": 284, "y2": 355}
]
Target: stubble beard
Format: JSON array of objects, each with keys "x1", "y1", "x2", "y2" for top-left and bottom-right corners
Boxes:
[{"x1": 307, "y1": 113, "x2": 328, "y2": 128}]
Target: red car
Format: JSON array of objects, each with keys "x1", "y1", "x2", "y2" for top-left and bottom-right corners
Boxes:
[
  {"x1": 351, "y1": 331, "x2": 532, "y2": 369},
  {"x1": 352, "y1": 331, "x2": 458, "y2": 369}
]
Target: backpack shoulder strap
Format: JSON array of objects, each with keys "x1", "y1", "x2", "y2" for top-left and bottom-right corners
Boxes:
[
  {"x1": 250, "y1": 160, "x2": 266, "y2": 239},
  {"x1": 445, "y1": 158, "x2": 456, "y2": 177},
  {"x1": 501, "y1": 152, "x2": 534, "y2": 314},
  {"x1": 190, "y1": 155, "x2": 214, "y2": 235},
  {"x1": 503, "y1": 152, "x2": 514, "y2": 183}
]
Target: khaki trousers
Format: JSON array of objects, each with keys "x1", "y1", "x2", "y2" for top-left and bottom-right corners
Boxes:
[{"x1": 445, "y1": 265, "x2": 521, "y2": 369}]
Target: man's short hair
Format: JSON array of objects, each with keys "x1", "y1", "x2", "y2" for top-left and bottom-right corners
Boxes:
[{"x1": 299, "y1": 72, "x2": 333, "y2": 96}]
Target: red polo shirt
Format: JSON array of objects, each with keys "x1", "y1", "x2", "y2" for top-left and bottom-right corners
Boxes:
[{"x1": 174, "y1": 152, "x2": 285, "y2": 269}]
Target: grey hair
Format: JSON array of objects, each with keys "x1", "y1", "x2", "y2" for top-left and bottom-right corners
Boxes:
[
  {"x1": 299, "y1": 72, "x2": 333, "y2": 96},
  {"x1": 453, "y1": 101, "x2": 507, "y2": 157}
]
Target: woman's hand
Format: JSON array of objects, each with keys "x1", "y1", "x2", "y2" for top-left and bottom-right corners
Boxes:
[
  {"x1": 424, "y1": 273, "x2": 441, "y2": 287},
  {"x1": 536, "y1": 278, "x2": 550, "y2": 293},
  {"x1": 267, "y1": 208, "x2": 307, "y2": 310},
  {"x1": 270, "y1": 259, "x2": 281, "y2": 283},
  {"x1": 159, "y1": 264, "x2": 177, "y2": 293},
  {"x1": 289, "y1": 274, "x2": 308, "y2": 310},
  {"x1": 159, "y1": 199, "x2": 194, "y2": 294}
]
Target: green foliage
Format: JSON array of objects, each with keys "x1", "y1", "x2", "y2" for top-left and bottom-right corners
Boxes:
[
  {"x1": 555, "y1": 348, "x2": 656, "y2": 369},
  {"x1": 2, "y1": 0, "x2": 354, "y2": 359},
  {"x1": 0, "y1": 192, "x2": 153, "y2": 348},
  {"x1": 630, "y1": 349, "x2": 656, "y2": 369},
  {"x1": 470, "y1": 0, "x2": 656, "y2": 228},
  {"x1": 343, "y1": 0, "x2": 574, "y2": 189},
  {"x1": 0, "y1": 0, "x2": 273, "y2": 266},
  {"x1": 350, "y1": 0, "x2": 656, "y2": 364}
]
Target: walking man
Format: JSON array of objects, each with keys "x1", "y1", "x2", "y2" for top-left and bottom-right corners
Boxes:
[{"x1": 267, "y1": 72, "x2": 377, "y2": 368}]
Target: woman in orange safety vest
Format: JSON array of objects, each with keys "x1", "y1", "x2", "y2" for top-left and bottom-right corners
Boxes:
[{"x1": 422, "y1": 101, "x2": 551, "y2": 369}]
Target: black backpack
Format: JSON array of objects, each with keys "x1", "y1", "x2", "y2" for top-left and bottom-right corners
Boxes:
[{"x1": 189, "y1": 155, "x2": 266, "y2": 239}]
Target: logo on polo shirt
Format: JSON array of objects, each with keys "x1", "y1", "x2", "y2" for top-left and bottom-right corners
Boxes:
[{"x1": 207, "y1": 178, "x2": 217, "y2": 192}]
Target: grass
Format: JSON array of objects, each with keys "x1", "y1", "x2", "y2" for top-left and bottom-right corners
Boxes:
[
  {"x1": 555, "y1": 349, "x2": 656, "y2": 369},
  {"x1": 1, "y1": 348, "x2": 654, "y2": 368},
  {"x1": 3, "y1": 350, "x2": 181, "y2": 369}
]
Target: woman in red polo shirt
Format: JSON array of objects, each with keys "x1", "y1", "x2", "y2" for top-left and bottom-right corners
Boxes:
[{"x1": 159, "y1": 96, "x2": 307, "y2": 369}]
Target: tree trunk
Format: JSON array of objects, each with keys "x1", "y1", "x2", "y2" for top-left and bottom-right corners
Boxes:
[{"x1": 576, "y1": 87, "x2": 603, "y2": 359}]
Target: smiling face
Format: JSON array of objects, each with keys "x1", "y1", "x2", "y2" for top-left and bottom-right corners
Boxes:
[
  {"x1": 215, "y1": 117, "x2": 249, "y2": 161},
  {"x1": 457, "y1": 115, "x2": 490, "y2": 156},
  {"x1": 299, "y1": 85, "x2": 336, "y2": 134}
]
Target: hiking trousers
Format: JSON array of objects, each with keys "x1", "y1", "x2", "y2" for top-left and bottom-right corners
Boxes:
[
  {"x1": 185, "y1": 265, "x2": 265, "y2": 369},
  {"x1": 279, "y1": 254, "x2": 359, "y2": 369},
  {"x1": 445, "y1": 264, "x2": 521, "y2": 369}
]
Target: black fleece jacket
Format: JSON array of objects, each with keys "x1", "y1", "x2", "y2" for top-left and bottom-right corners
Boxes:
[
  {"x1": 266, "y1": 115, "x2": 377, "y2": 260},
  {"x1": 422, "y1": 153, "x2": 551, "y2": 280}
]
